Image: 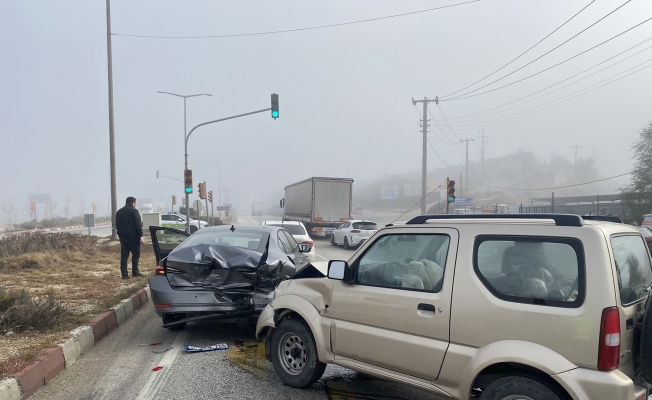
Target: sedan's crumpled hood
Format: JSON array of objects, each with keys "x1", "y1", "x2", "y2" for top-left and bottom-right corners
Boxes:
[{"x1": 165, "y1": 239, "x2": 296, "y2": 292}]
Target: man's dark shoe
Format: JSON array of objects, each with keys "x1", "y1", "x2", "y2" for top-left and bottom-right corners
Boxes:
[
  {"x1": 133, "y1": 273, "x2": 144, "y2": 278},
  {"x1": 122, "y1": 276, "x2": 130, "y2": 280}
]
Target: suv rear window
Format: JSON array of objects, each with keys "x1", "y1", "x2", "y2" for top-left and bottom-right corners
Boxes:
[
  {"x1": 474, "y1": 236, "x2": 584, "y2": 308},
  {"x1": 611, "y1": 235, "x2": 652, "y2": 305},
  {"x1": 352, "y1": 222, "x2": 377, "y2": 230},
  {"x1": 268, "y1": 224, "x2": 306, "y2": 236}
]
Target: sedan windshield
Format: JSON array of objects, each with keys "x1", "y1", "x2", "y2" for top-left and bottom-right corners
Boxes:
[
  {"x1": 268, "y1": 224, "x2": 306, "y2": 236},
  {"x1": 177, "y1": 230, "x2": 268, "y2": 253}
]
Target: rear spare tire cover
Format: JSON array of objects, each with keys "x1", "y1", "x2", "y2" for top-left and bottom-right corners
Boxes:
[{"x1": 640, "y1": 294, "x2": 652, "y2": 383}]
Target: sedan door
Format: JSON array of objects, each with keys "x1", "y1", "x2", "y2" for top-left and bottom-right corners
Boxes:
[
  {"x1": 149, "y1": 226, "x2": 190, "y2": 264},
  {"x1": 329, "y1": 228, "x2": 458, "y2": 381}
]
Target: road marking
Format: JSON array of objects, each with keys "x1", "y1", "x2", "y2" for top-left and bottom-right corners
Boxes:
[{"x1": 135, "y1": 328, "x2": 191, "y2": 400}]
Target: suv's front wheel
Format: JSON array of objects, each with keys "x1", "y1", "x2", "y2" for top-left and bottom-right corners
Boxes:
[
  {"x1": 270, "y1": 319, "x2": 326, "y2": 388},
  {"x1": 480, "y1": 374, "x2": 565, "y2": 400}
]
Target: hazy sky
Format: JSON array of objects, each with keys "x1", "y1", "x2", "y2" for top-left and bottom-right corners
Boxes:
[{"x1": 1, "y1": 0, "x2": 651, "y2": 220}]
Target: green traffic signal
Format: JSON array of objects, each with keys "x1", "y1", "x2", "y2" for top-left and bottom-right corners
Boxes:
[
  {"x1": 271, "y1": 93, "x2": 279, "y2": 119},
  {"x1": 185, "y1": 187, "x2": 192, "y2": 194},
  {"x1": 272, "y1": 110, "x2": 279, "y2": 118},
  {"x1": 448, "y1": 195, "x2": 455, "y2": 203}
]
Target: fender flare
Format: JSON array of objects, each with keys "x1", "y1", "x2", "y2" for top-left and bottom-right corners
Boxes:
[{"x1": 258, "y1": 294, "x2": 334, "y2": 363}]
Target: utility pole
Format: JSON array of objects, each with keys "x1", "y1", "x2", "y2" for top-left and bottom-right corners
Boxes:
[
  {"x1": 212, "y1": 159, "x2": 230, "y2": 221},
  {"x1": 571, "y1": 145, "x2": 582, "y2": 165},
  {"x1": 106, "y1": 0, "x2": 118, "y2": 241},
  {"x1": 460, "y1": 138, "x2": 475, "y2": 199},
  {"x1": 590, "y1": 146, "x2": 598, "y2": 164},
  {"x1": 411, "y1": 97, "x2": 438, "y2": 215},
  {"x1": 478, "y1": 130, "x2": 488, "y2": 180}
]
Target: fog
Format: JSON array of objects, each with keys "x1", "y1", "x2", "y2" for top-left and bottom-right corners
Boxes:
[{"x1": 1, "y1": 0, "x2": 651, "y2": 223}]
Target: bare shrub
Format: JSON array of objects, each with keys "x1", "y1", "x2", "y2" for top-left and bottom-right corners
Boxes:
[
  {"x1": 0, "y1": 288, "x2": 68, "y2": 333},
  {"x1": 0, "y1": 232, "x2": 99, "y2": 258}
]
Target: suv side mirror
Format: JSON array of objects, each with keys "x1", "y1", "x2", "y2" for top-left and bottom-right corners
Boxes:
[
  {"x1": 299, "y1": 244, "x2": 312, "y2": 253},
  {"x1": 328, "y1": 260, "x2": 353, "y2": 283}
]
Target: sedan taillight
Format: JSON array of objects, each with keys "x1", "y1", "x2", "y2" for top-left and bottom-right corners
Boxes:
[
  {"x1": 155, "y1": 265, "x2": 165, "y2": 275},
  {"x1": 302, "y1": 240, "x2": 314, "y2": 248}
]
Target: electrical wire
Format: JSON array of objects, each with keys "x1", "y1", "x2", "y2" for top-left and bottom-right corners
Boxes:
[
  {"x1": 441, "y1": 17, "x2": 652, "y2": 102},
  {"x1": 434, "y1": 36, "x2": 652, "y2": 122},
  {"x1": 429, "y1": 130, "x2": 459, "y2": 146},
  {"x1": 428, "y1": 137, "x2": 464, "y2": 167},
  {"x1": 438, "y1": 60, "x2": 652, "y2": 129},
  {"x1": 436, "y1": 104, "x2": 462, "y2": 141},
  {"x1": 441, "y1": 0, "x2": 632, "y2": 100},
  {"x1": 415, "y1": 103, "x2": 458, "y2": 145},
  {"x1": 469, "y1": 172, "x2": 631, "y2": 191},
  {"x1": 112, "y1": 0, "x2": 480, "y2": 39},
  {"x1": 428, "y1": 107, "x2": 459, "y2": 144},
  {"x1": 390, "y1": 184, "x2": 442, "y2": 225},
  {"x1": 440, "y1": 0, "x2": 596, "y2": 99}
]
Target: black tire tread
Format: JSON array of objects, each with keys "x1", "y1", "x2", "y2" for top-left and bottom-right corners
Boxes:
[
  {"x1": 271, "y1": 319, "x2": 326, "y2": 388},
  {"x1": 343, "y1": 237, "x2": 350, "y2": 250},
  {"x1": 480, "y1": 373, "x2": 565, "y2": 400}
]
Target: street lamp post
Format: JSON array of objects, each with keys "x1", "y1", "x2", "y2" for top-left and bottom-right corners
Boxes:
[{"x1": 157, "y1": 91, "x2": 211, "y2": 233}]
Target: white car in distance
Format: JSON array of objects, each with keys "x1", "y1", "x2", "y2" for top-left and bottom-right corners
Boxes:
[
  {"x1": 331, "y1": 220, "x2": 378, "y2": 250},
  {"x1": 260, "y1": 221, "x2": 314, "y2": 253}
]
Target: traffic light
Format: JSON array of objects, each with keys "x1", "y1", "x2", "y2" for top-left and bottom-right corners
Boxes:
[
  {"x1": 271, "y1": 93, "x2": 279, "y2": 119},
  {"x1": 172, "y1": 195, "x2": 177, "y2": 205},
  {"x1": 198, "y1": 183, "x2": 206, "y2": 199},
  {"x1": 447, "y1": 178, "x2": 456, "y2": 204},
  {"x1": 207, "y1": 190, "x2": 213, "y2": 203},
  {"x1": 29, "y1": 202, "x2": 35, "y2": 211},
  {"x1": 184, "y1": 169, "x2": 193, "y2": 194}
]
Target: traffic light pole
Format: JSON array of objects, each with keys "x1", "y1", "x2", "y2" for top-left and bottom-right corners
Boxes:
[
  {"x1": 184, "y1": 107, "x2": 272, "y2": 233},
  {"x1": 203, "y1": 181, "x2": 209, "y2": 226}
]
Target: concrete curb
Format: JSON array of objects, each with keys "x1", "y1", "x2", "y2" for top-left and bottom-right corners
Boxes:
[{"x1": 4, "y1": 285, "x2": 150, "y2": 400}]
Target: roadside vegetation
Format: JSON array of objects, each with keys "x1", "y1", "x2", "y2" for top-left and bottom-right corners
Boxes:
[{"x1": 0, "y1": 232, "x2": 155, "y2": 378}]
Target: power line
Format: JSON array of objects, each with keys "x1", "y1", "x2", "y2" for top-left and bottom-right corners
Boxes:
[
  {"x1": 429, "y1": 130, "x2": 459, "y2": 146},
  {"x1": 436, "y1": 103, "x2": 462, "y2": 141},
  {"x1": 439, "y1": 60, "x2": 652, "y2": 129},
  {"x1": 469, "y1": 172, "x2": 631, "y2": 191},
  {"x1": 425, "y1": 106, "x2": 458, "y2": 144},
  {"x1": 112, "y1": 0, "x2": 481, "y2": 39},
  {"x1": 440, "y1": 0, "x2": 596, "y2": 98},
  {"x1": 443, "y1": 61, "x2": 652, "y2": 132},
  {"x1": 441, "y1": 0, "x2": 632, "y2": 100},
  {"x1": 434, "y1": 36, "x2": 652, "y2": 122},
  {"x1": 441, "y1": 16, "x2": 652, "y2": 102},
  {"x1": 427, "y1": 138, "x2": 464, "y2": 167}
]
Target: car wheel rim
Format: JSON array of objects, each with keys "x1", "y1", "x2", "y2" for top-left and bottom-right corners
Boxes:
[
  {"x1": 501, "y1": 396, "x2": 534, "y2": 400},
  {"x1": 278, "y1": 332, "x2": 307, "y2": 376}
]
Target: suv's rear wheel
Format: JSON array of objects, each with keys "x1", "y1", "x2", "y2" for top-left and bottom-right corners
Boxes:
[
  {"x1": 343, "y1": 237, "x2": 351, "y2": 250},
  {"x1": 270, "y1": 319, "x2": 325, "y2": 388},
  {"x1": 480, "y1": 374, "x2": 565, "y2": 400}
]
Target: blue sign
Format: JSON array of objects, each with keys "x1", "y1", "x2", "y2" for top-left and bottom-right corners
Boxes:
[{"x1": 454, "y1": 197, "x2": 473, "y2": 206}]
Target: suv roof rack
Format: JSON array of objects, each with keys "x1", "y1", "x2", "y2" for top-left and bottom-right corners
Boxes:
[
  {"x1": 582, "y1": 215, "x2": 623, "y2": 223},
  {"x1": 405, "y1": 214, "x2": 584, "y2": 227}
]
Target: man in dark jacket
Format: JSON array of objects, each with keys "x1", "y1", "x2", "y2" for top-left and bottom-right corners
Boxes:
[{"x1": 115, "y1": 196, "x2": 144, "y2": 279}]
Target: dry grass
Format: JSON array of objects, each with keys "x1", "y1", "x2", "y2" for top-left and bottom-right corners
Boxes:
[{"x1": 0, "y1": 233, "x2": 155, "y2": 379}]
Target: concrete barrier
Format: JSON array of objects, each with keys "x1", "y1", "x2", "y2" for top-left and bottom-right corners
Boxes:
[
  {"x1": 12, "y1": 347, "x2": 65, "y2": 398},
  {"x1": 58, "y1": 337, "x2": 82, "y2": 368},
  {"x1": 112, "y1": 303, "x2": 127, "y2": 326},
  {"x1": 130, "y1": 292, "x2": 142, "y2": 310},
  {"x1": 0, "y1": 378, "x2": 21, "y2": 400},
  {"x1": 120, "y1": 298, "x2": 134, "y2": 319}
]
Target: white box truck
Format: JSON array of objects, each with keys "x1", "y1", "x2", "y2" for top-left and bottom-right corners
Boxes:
[{"x1": 280, "y1": 177, "x2": 353, "y2": 236}]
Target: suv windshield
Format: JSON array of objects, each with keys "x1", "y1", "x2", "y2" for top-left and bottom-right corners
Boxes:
[
  {"x1": 352, "y1": 222, "x2": 377, "y2": 230},
  {"x1": 268, "y1": 224, "x2": 306, "y2": 236},
  {"x1": 611, "y1": 235, "x2": 652, "y2": 305}
]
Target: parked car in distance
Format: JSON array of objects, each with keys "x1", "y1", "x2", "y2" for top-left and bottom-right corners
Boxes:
[
  {"x1": 261, "y1": 221, "x2": 314, "y2": 261},
  {"x1": 257, "y1": 214, "x2": 652, "y2": 400},
  {"x1": 148, "y1": 225, "x2": 312, "y2": 330},
  {"x1": 162, "y1": 213, "x2": 207, "y2": 233},
  {"x1": 330, "y1": 220, "x2": 378, "y2": 249}
]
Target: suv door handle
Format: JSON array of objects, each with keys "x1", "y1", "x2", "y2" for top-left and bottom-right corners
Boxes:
[{"x1": 417, "y1": 303, "x2": 436, "y2": 312}]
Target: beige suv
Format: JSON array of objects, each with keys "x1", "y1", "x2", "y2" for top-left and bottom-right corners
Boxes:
[{"x1": 256, "y1": 214, "x2": 652, "y2": 399}]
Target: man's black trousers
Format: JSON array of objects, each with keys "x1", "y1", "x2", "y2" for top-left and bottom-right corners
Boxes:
[{"x1": 119, "y1": 238, "x2": 141, "y2": 277}]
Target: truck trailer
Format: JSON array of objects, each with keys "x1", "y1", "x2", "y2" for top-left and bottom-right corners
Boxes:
[{"x1": 280, "y1": 177, "x2": 353, "y2": 236}]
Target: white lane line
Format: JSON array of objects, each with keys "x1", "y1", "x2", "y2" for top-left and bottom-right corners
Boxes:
[{"x1": 135, "y1": 328, "x2": 190, "y2": 400}]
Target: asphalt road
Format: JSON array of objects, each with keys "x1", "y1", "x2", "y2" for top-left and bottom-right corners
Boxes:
[{"x1": 30, "y1": 212, "x2": 446, "y2": 400}]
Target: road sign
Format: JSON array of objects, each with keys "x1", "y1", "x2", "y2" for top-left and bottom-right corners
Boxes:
[
  {"x1": 193, "y1": 200, "x2": 203, "y2": 213},
  {"x1": 453, "y1": 197, "x2": 473, "y2": 206},
  {"x1": 28, "y1": 194, "x2": 50, "y2": 204},
  {"x1": 216, "y1": 205, "x2": 230, "y2": 211}
]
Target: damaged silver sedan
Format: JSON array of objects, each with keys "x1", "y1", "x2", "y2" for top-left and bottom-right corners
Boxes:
[{"x1": 148, "y1": 225, "x2": 314, "y2": 330}]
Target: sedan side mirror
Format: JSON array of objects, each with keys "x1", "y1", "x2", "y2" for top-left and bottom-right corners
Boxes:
[
  {"x1": 299, "y1": 244, "x2": 312, "y2": 253},
  {"x1": 328, "y1": 260, "x2": 353, "y2": 283},
  {"x1": 178, "y1": 218, "x2": 183, "y2": 222}
]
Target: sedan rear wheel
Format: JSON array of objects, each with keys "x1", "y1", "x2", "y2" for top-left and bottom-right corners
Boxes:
[
  {"x1": 330, "y1": 234, "x2": 337, "y2": 246},
  {"x1": 271, "y1": 319, "x2": 326, "y2": 388}
]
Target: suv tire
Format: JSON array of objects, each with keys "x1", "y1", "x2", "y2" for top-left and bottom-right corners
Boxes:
[
  {"x1": 330, "y1": 235, "x2": 337, "y2": 246},
  {"x1": 270, "y1": 319, "x2": 326, "y2": 388},
  {"x1": 480, "y1": 374, "x2": 565, "y2": 400},
  {"x1": 343, "y1": 237, "x2": 351, "y2": 250},
  {"x1": 640, "y1": 294, "x2": 652, "y2": 383}
]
